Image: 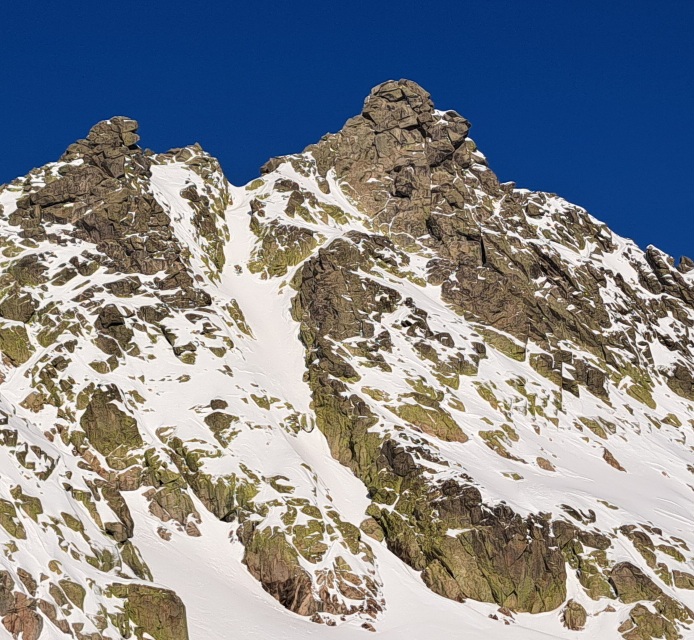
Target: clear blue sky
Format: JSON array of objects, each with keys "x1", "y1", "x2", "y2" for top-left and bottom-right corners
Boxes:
[{"x1": 2, "y1": 1, "x2": 692, "y2": 260}]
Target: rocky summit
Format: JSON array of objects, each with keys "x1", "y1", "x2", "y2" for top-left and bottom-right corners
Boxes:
[{"x1": 0, "y1": 79, "x2": 693, "y2": 639}]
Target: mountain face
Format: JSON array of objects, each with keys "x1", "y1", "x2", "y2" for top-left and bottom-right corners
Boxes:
[{"x1": 0, "y1": 79, "x2": 693, "y2": 640}]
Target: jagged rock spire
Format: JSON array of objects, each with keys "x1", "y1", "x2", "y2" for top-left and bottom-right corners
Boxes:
[
  {"x1": 361, "y1": 79, "x2": 436, "y2": 132},
  {"x1": 60, "y1": 116, "x2": 145, "y2": 179}
]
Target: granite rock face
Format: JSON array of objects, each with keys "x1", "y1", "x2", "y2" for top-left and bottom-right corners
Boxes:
[
  {"x1": 291, "y1": 234, "x2": 567, "y2": 613},
  {"x1": 296, "y1": 80, "x2": 694, "y2": 407},
  {"x1": 0, "y1": 81, "x2": 693, "y2": 639}
]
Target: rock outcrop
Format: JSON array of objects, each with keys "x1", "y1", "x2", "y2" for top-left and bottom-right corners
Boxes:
[
  {"x1": 0, "y1": 80, "x2": 693, "y2": 639},
  {"x1": 109, "y1": 584, "x2": 189, "y2": 640}
]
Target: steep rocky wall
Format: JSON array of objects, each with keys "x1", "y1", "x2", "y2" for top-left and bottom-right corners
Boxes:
[{"x1": 0, "y1": 81, "x2": 693, "y2": 640}]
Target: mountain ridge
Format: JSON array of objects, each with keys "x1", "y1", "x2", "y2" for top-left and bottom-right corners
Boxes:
[{"x1": 0, "y1": 79, "x2": 693, "y2": 640}]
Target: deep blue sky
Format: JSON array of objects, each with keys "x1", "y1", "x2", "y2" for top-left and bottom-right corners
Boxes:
[{"x1": 2, "y1": 2, "x2": 692, "y2": 259}]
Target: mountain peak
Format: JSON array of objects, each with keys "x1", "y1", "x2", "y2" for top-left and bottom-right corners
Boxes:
[
  {"x1": 360, "y1": 78, "x2": 470, "y2": 147},
  {"x1": 362, "y1": 78, "x2": 435, "y2": 128},
  {"x1": 61, "y1": 116, "x2": 141, "y2": 163},
  {"x1": 0, "y1": 83, "x2": 693, "y2": 640},
  {"x1": 86, "y1": 116, "x2": 140, "y2": 147}
]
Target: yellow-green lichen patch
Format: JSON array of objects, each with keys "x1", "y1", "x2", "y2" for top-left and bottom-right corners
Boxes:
[
  {"x1": 109, "y1": 583, "x2": 189, "y2": 640},
  {"x1": 479, "y1": 327, "x2": 526, "y2": 361},
  {"x1": 246, "y1": 178, "x2": 264, "y2": 191},
  {"x1": 226, "y1": 300, "x2": 253, "y2": 337},
  {"x1": 389, "y1": 402, "x2": 467, "y2": 443},
  {"x1": 292, "y1": 519, "x2": 328, "y2": 563},
  {"x1": 251, "y1": 394, "x2": 279, "y2": 410},
  {"x1": 203, "y1": 412, "x2": 239, "y2": 446},
  {"x1": 361, "y1": 387, "x2": 392, "y2": 403},
  {"x1": 59, "y1": 579, "x2": 86, "y2": 610},
  {"x1": 318, "y1": 204, "x2": 351, "y2": 225},
  {"x1": 478, "y1": 429, "x2": 523, "y2": 461},
  {"x1": 9, "y1": 486, "x2": 43, "y2": 522},
  {"x1": 80, "y1": 387, "x2": 143, "y2": 461},
  {"x1": 578, "y1": 417, "x2": 609, "y2": 439},
  {"x1": 0, "y1": 499, "x2": 27, "y2": 539},
  {"x1": 626, "y1": 383, "x2": 656, "y2": 410},
  {"x1": 662, "y1": 413, "x2": 682, "y2": 427},
  {"x1": 475, "y1": 382, "x2": 500, "y2": 411},
  {"x1": 529, "y1": 353, "x2": 562, "y2": 386},
  {"x1": 0, "y1": 323, "x2": 33, "y2": 365},
  {"x1": 248, "y1": 220, "x2": 319, "y2": 278}
]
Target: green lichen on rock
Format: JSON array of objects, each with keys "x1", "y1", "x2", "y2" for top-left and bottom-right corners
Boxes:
[
  {"x1": 226, "y1": 299, "x2": 253, "y2": 337},
  {"x1": 422, "y1": 559, "x2": 465, "y2": 602},
  {"x1": 62, "y1": 512, "x2": 84, "y2": 533},
  {"x1": 579, "y1": 417, "x2": 609, "y2": 439},
  {"x1": 288, "y1": 231, "x2": 569, "y2": 615},
  {"x1": 109, "y1": 583, "x2": 189, "y2": 640},
  {"x1": 89, "y1": 360, "x2": 111, "y2": 374},
  {"x1": 479, "y1": 429, "x2": 518, "y2": 459},
  {"x1": 0, "y1": 323, "x2": 32, "y2": 365},
  {"x1": 673, "y1": 570, "x2": 694, "y2": 590},
  {"x1": 36, "y1": 318, "x2": 73, "y2": 348},
  {"x1": 7, "y1": 254, "x2": 47, "y2": 287},
  {"x1": 120, "y1": 541, "x2": 153, "y2": 581},
  {"x1": 529, "y1": 353, "x2": 562, "y2": 387},
  {"x1": 240, "y1": 526, "x2": 318, "y2": 616},
  {"x1": 319, "y1": 203, "x2": 350, "y2": 224},
  {"x1": 479, "y1": 327, "x2": 526, "y2": 361},
  {"x1": 618, "y1": 603, "x2": 681, "y2": 640},
  {"x1": 657, "y1": 544, "x2": 685, "y2": 563},
  {"x1": 251, "y1": 394, "x2": 277, "y2": 410},
  {"x1": 167, "y1": 438, "x2": 258, "y2": 521},
  {"x1": 389, "y1": 401, "x2": 466, "y2": 442},
  {"x1": 59, "y1": 579, "x2": 86, "y2": 610},
  {"x1": 248, "y1": 220, "x2": 319, "y2": 278},
  {"x1": 9, "y1": 486, "x2": 43, "y2": 522},
  {"x1": 203, "y1": 411, "x2": 239, "y2": 446},
  {"x1": 416, "y1": 514, "x2": 567, "y2": 613},
  {"x1": 311, "y1": 381, "x2": 382, "y2": 475},
  {"x1": 662, "y1": 413, "x2": 682, "y2": 427},
  {"x1": 326, "y1": 510, "x2": 362, "y2": 555},
  {"x1": 620, "y1": 526, "x2": 657, "y2": 568},
  {"x1": 361, "y1": 387, "x2": 391, "y2": 403},
  {"x1": 292, "y1": 518, "x2": 328, "y2": 563},
  {"x1": 553, "y1": 520, "x2": 614, "y2": 600},
  {"x1": 610, "y1": 562, "x2": 663, "y2": 603},
  {"x1": 0, "y1": 288, "x2": 36, "y2": 323},
  {"x1": 580, "y1": 566, "x2": 615, "y2": 600},
  {"x1": 246, "y1": 178, "x2": 264, "y2": 191},
  {"x1": 142, "y1": 453, "x2": 199, "y2": 528},
  {"x1": 80, "y1": 386, "x2": 143, "y2": 461},
  {"x1": 626, "y1": 383, "x2": 657, "y2": 410},
  {"x1": 0, "y1": 499, "x2": 27, "y2": 539},
  {"x1": 475, "y1": 383, "x2": 500, "y2": 411},
  {"x1": 368, "y1": 468, "x2": 568, "y2": 613}
]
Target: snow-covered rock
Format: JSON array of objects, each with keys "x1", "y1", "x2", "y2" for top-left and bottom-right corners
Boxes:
[{"x1": 0, "y1": 81, "x2": 693, "y2": 639}]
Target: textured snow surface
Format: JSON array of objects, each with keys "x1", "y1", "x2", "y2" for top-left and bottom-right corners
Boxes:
[{"x1": 144, "y1": 162, "x2": 693, "y2": 637}]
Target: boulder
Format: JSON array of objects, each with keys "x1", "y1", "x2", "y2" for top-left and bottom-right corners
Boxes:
[
  {"x1": 80, "y1": 386, "x2": 143, "y2": 458},
  {"x1": 562, "y1": 599, "x2": 587, "y2": 630},
  {"x1": 110, "y1": 583, "x2": 189, "y2": 640}
]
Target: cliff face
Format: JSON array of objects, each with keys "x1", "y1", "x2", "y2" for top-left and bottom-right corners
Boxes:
[{"x1": 0, "y1": 80, "x2": 693, "y2": 639}]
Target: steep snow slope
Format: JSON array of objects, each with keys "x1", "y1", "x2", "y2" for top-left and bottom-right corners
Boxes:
[{"x1": 0, "y1": 82, "x2": 693, "y2": 640}]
